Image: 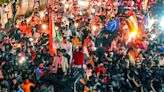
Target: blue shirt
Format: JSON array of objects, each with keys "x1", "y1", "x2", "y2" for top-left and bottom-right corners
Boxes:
[
  {"x1": 106, "y1": 18, "x2": 119, "y2": 32},
  {"x1": 159, "y1": 47, "x2": 164, "y2": 52},
  {"x1": 17, "y1": 88, "x2": 24, "y2": 92},
  {"x1": 36, "y1": 67, "x2": 48, "y2": 79}
]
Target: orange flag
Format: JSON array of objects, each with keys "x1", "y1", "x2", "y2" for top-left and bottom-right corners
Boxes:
[
  {"x1": 128, "y1": 50, "x2": 136, "y2": 62},
  {"x1": 49, "y1": 13, "x2": 55, "y2": 56}
]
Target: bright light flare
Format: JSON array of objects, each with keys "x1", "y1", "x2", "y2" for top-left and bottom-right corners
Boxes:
[
  {"x1": 129, "y1": 32, "x2": 137, "y2": 39},
  {"x1": 92, "y1": 25, "x2": 97, "y2": 31},
  {"x1": 97, "y1": 2, "x2": 102, "y2": 6},
  {"x1": 17, "y1": 44, "x2": 21, "y2": 48},
  {"x1": 64, "y1": 3, "x2": 69, "y2": 8},
  {"x1": 126, "y1": 31, "x2": 138, "y2": 44},
  {"x1": 78, "y1": 0, "x2": 89, "y2": 7},
  {"x1": 42, "y1": 24, "x2": 47, "y2": 30},
  {"x1": 27, "y1": 18, "x2": 31, "y2": 23},
  {"x1": 91, "y1": 8, "x2": 95, "y2": 13},
  {"x1": 19, "y1": 60, "x2": 23, "y2": 64},
  {"x1": 149, "y1": 18, "x2": 155, "y2": 25},
  {"x1": 20, "y1": 57, "x2": 26, "y2": 61},
  {"x1": 74, "y1": 23, "x2": 79, "y2": 27},
  {"x1": 147, "y1": 18, "x2": 156, "y2": 29},
  {"x1": 151, "y1": 34, "x2": 156, "y2": 39},
  {"x1": 160, "y1": 17, "x2": 164, "y2": 29},
  {"x1": 29, "y1": 38, "x2": 33, "y2": 42},
  {"x1": 62, "y1": 0, "x2": 66, "y2": 4},
  {"x1": 18, "y1": 56, "x2": 26, "y2": 65},
  {"x1": 18, "y1": 53, "x2": 21, "y2": 56},
  {"x1": 55, "y1": 26, "x2": 59, "y2": 30},
  {"x1": 79, "y1": 11, "x2": 83, "y2": 15}
]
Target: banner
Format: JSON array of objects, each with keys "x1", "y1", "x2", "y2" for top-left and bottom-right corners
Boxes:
[
  {"x1": 128, "y1": 50, "x2": 136, "y2": 62},
  {"x1": 127, "y1": 15, "x2": 138, "y2": 32}
]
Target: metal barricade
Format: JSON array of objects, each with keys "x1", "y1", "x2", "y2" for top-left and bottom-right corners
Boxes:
[{"x1": 73, "y1": 75, "x2": 82, "y2": 92}]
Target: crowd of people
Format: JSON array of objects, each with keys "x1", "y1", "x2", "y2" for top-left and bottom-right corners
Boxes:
[{"x1": 0, "y1": 0, "x2": 164, "y2": 92}]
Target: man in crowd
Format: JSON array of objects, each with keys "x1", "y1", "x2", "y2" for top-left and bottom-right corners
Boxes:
[
  {"x1": 52, "y1": 49, "x2": 68, "y2": 76},
  {"x1": 21, "y1": 79, "x2": 35, "y2": 92},
  {"x1": 72, "y1": 47, "x2": 84, "y2": 68},
  {"x1": 12, "y1": 0, "x2": 17, "y2": 24},
  {"x1": 35, "y1": 63, "x2": 49, "y2": 80},
  {"x1": 0, "y1": 0, "x2": 163, "y2": 92},
  {"x1": 61, "y1": 36, "x2": 73, "y2": 65}
]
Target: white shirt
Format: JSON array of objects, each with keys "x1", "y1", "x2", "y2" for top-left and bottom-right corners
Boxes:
[
  {"x1": 159, "y1": 58, "x2": 164, "y2": 66},
  {"x1": 61, "y1": 41, "x2": 73, "y2": 63},
  {"x1": 64, "y1": 29, "x2": 72, "y2": 38}
]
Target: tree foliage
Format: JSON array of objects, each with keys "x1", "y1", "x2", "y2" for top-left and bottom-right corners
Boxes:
[{"x1": 0, "y1": 0, "x2": 10, "y2": 4}]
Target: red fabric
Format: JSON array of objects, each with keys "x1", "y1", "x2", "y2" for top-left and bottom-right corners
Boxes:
[
  {"x1": 25, "y1": 26, "x2": 31, "y2": 34},
  {"x1": 73, "y1": 51, "x2": 84, "y2": 67},
  {"x1": 104, "y1": 77, "x2": 107, "y2": 83},
  {"x1": 49, "y1": 13, "x2": 56, "y2": 56},
  {"x1": 49, "y1": 0, "x2": 55, "y2": 8},
  {"x1": 31, "y1": 53, "x2": 36, "y2": 62},
  {"x1": 20, "y1": 25, "x2": 27, "y2": 34},
  {"x1": 49, "y1": 13, "x2": 53, "y2": 56},
  {"x1": 142, "y1": 42, "x2": 148, "y2": 50},
  {"x1": 96, "y1": 67, "x2": 105, "y2": 73},
  {"x1": 137, "y1": 2, "x2": 142, "y2": 10}
]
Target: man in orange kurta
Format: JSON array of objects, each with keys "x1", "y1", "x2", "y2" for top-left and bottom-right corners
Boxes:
[{"x1": 21, "y1": 79, "x2": 35, "y2": 92}]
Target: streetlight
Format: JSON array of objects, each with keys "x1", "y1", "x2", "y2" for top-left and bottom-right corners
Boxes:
[{"x1": 42, "y1": 24, "x2": 47, "y2": 30}]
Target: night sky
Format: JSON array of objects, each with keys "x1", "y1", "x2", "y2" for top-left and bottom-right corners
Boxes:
[{"x1": 151, "y1": 0, "x2": 164, "y2": 18}]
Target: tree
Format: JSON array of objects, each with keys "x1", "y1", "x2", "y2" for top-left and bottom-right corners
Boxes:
[
  {"x1": 0, "y1": 0, "x2": 11, "y2": 4},
  {"x1": 28, "y1": 0, "x2": 30, "y2": 9},
  {"x1": 17, "y1": 0, "x2": 22, "y2": 15}
]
